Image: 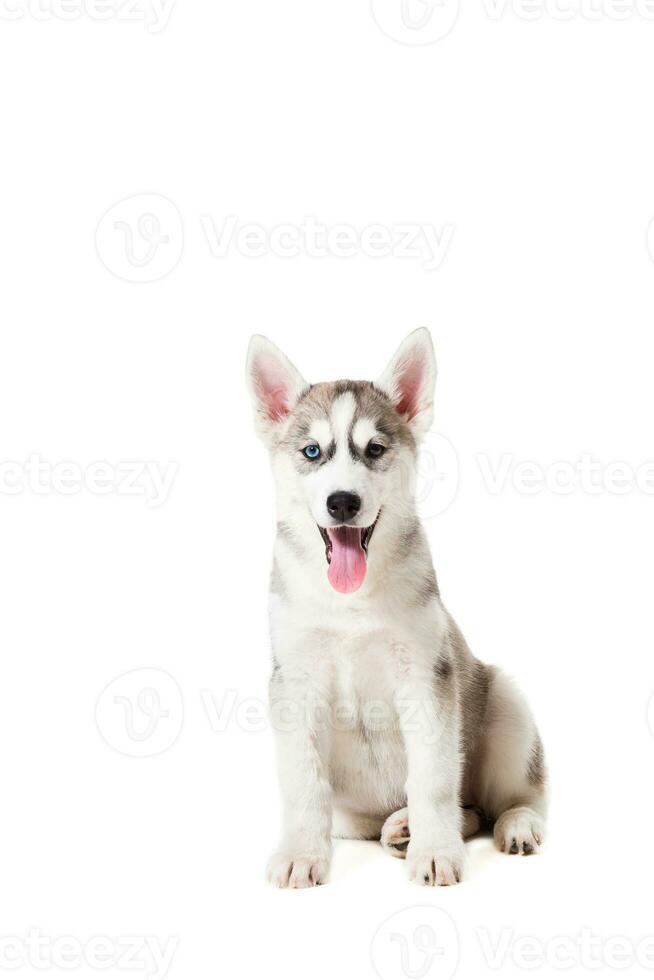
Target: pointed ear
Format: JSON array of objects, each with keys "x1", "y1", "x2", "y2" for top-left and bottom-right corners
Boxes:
[
  {"x1": 376, "y1": 328, "x2": 436, "y2": 437},
  {"x1": 246, "y1": 335, "x2": 308, "y2": 441}
]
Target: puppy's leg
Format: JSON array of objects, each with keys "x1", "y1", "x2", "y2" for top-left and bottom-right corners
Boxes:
[
  {"x1": 477, "y1": 669, "x2": 547, "y2": 856},
  {"x1": 394, "y1": 666, "x2": 465, "y2": 886},
  {"x1": 266, "y1": 666, "x2": 333, "y2": 888},
  {"x1": 461, "y1": 804, "x2": 485, "y2": 839},
  {"x1": 381, "y1": 804, "x2": 483, "y2": 857},
  {"x1": 381, "y1": 807, "x2": 410, "y2": 857},
  {"x1": 332, "y1": 808, "x2": 384, "y2": 841}
]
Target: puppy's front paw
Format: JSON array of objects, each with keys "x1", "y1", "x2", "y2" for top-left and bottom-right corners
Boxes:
[
  {"x1": 406, "y1": 840, "x2": 465, "y2": 887},
  {"x1": 266, "y1": 851, "x2": 330, "y2": 888}
]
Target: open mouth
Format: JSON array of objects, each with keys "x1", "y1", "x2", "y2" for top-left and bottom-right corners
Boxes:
[{"x1": 318, "y1": 515, "x2": 379, "y2": 594}]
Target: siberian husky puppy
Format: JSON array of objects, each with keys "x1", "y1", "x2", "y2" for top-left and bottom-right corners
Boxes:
[{"x1": 246, "y1": 328, "x2": 547, "y2": 888}]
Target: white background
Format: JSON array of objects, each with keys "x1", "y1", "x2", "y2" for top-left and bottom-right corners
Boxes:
[{"x1": 2, "y1": 1, "x2": 654, "y2": 978}]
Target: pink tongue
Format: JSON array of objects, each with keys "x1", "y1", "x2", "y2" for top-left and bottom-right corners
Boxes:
[{"x1": 327, "y1": 527, "x2": 367, "y2": 594}]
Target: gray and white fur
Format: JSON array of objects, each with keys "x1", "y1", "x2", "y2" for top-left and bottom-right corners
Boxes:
[{"x1": 246, "y1": 328, "x2": 547, "y2": 888}]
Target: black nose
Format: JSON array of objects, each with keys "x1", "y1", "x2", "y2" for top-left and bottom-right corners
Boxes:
[{"x1": 326, "y1": 491, "x2": 361, "y2": 523}]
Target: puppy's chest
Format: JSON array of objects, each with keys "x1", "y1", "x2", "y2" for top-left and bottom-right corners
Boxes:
[
  {"x1": 272, "y1": 595, "x2": 441, "y2": 693},
  {"x1": 326, "y1": 631, "x2": 409, "y2": 811},
  {"x1": 327, "y1": 628, "x2": 405, "y2": 705}
]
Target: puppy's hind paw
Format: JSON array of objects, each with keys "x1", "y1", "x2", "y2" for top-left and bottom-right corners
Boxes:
[
  {"x1": 494, "y1": 806, "x2": 544, "y2": 856},
  {"x1": 381, "y1": 807, "x2": 410, "y2": 858},
  {"x1": 266, "y1": 852, "x2": 330, "y2": 889}
]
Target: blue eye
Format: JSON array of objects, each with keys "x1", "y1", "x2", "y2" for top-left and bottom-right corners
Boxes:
[
  {"x1": 367, "y1": 442, "x2": 386, "y2": 459},
  {"x1": 303, "y1": 444, "x2": 321, "y2": 460}
]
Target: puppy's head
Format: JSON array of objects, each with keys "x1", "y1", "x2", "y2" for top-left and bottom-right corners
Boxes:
[{"x1": 246, "y1": 329, "x2": 436, "y2": 594}]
